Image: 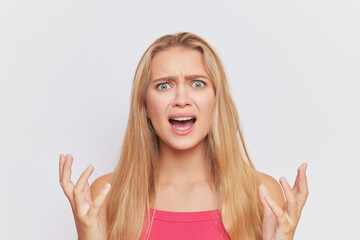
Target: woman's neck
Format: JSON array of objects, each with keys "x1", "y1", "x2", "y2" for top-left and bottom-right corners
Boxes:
[{"x1": 156, "y1": 139, "x2": 212, "y2": 188}]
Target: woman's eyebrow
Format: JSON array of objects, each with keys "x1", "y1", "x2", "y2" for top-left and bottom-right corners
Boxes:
[{"x1": 152, "y1": 74, "x2": 209, "y2": 83}]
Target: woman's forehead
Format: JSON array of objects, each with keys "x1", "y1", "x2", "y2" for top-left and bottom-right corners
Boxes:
[{"x1": 149, "y1": 48, "x2": 209, "y2": 81}]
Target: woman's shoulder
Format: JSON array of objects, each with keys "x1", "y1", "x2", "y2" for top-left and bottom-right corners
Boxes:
[
  {"x1": 91, "y1": 172, "x2": 113, "y2": 185},
  {"x1": 90, "y1": 172, "x2": 113, "y2": 198},
  {"x1": 257, "y1": 171, "x2": 285, "y2": 207}
]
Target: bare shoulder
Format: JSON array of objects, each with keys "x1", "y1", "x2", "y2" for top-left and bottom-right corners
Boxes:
[
  {"x1": 90, "y1": 172, "x2": 113, "y2": 198},
  {"x1": 257, "y1": 171, "x2": 285, "y2": 207},
  {"x1": 90, "y1": 172, "x2": 113, "y2": 226}
]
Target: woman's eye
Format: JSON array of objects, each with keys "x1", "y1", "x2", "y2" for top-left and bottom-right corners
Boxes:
[
  {"x1": 192, "y1": 80, "x2": 205, "y2": 88},
  {"x1": 157, "y1": 83, "x2": 170, "y2": 90}
]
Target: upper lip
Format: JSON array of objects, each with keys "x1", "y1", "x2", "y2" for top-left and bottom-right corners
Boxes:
[{"x1": 168, "y1": 113, "x2": 197, "y2": 120}]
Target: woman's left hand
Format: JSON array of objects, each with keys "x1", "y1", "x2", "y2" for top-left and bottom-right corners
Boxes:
[{"x1": 259, "y1": 162, "x2": 309, "y2": 240}]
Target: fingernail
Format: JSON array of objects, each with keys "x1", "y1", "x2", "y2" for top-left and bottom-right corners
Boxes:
[
  {"x1": 86, "y1": 165, "x2": 92, "y2": 172},
  {"x1": 304, "y1": 162, "x2": 308, "y2": 173}
]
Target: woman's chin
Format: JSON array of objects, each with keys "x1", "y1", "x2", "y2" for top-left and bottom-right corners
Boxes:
[{"x1": 168, "y1": 139, "x2": 206, "y2": 151}]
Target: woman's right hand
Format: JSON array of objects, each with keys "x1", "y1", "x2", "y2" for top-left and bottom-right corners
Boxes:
[{"x1": 59, "y1": 153, "x2": 111, "y2": 240}]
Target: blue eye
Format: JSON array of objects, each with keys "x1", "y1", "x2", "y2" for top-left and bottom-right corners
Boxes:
[
  {"x1": 192, "y1": 80, "x2": 205, "y2": 88},
  {"x1": 157, "y1": 83, "x2": 170, "y2": 90}
]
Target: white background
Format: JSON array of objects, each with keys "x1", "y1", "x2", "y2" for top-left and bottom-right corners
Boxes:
[{"x1": 1, "y1": 0, "x2": 359, "y2": 239}]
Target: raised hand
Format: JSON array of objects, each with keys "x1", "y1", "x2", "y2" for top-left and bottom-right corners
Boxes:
[
  {"x1": 259, "y1": 162, "x2": 309, "y2": 240},
  {"x1": 59, "y1": 153, "x2": 111, "y2": 240}
]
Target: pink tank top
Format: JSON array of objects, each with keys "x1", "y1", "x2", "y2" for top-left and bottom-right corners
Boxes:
[{"x1": 145, "y1": 209, "x2": 231, "y2": 240}]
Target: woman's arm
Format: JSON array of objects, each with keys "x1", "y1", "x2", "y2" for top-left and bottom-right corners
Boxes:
[
  {"x1": 59, "y1": 154, "x2": 112, "y2": 240},
  {"x1": 258, "y1": 163, "x2": 309, "y2": 240}
]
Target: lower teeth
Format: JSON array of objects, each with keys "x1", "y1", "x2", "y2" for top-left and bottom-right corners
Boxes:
[
  {"x1": 171, "y1": 123, "x2": 194, "y2": 131},
  {"x1": 175, "y1": 126, "x2": 191, "y2": 130}
]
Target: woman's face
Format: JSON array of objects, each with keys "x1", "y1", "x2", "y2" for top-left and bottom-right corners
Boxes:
[{"x1": 146, "y1": 46, "x2": 215, "y2": 150}]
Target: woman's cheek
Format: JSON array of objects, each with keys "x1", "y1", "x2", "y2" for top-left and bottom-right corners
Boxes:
[
  {"x1": 150, "y1": 98, "x2": 168, "y2": 118},
  {"x1": 200, "y1": 97, "x2": 215, "y2": 115}
]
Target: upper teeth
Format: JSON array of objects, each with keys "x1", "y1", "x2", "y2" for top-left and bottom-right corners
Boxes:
[{"x1": 171, "y1": 117, "x2": 194, "y2": 121}]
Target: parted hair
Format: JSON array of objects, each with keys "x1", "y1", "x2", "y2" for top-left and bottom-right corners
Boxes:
[{"x1": 106, "y1": 32, "x2": 263, "y2": 240}]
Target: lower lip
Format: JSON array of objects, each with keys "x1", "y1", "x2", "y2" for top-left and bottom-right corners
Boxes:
[{"x1": 169, "y1": 121, "x2": 196, "y2": 136}]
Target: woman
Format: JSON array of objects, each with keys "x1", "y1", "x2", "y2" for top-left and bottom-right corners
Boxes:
[{"x1": 59, "y1": 32, "x2": 308, "y2": 240}]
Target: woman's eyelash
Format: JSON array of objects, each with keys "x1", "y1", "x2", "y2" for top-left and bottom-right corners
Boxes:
[
  {"x1": 156, "y1": 80, "x2": 206, "y2": 90},
  {"x1": 193, "y1": 80, "x2": 206, "y2": 87},
  {"x1": 156, "y1": 82, "x2": 171, "y2": 89}
]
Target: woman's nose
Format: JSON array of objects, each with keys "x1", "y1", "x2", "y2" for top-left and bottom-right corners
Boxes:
[{"x1": 172, "y1": 83, "x2": 191, "y2": 108}]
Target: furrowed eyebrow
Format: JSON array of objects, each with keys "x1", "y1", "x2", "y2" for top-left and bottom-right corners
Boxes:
[{"x1": 152, "y1": 74, "x2": 209, "y2": 83}]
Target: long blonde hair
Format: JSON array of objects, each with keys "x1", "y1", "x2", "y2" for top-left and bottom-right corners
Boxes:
[{"x1": 106, "y1": 32, "x2": 263, "y2": 240}]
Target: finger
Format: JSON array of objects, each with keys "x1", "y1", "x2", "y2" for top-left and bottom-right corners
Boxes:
[
  {"x1": 84, "y1": 182, "x2": 91, "y2": 203},
  {"x1": 297, "y1": 163, "x2": 309, "y2": 211},
  {"x1": 259, "y1": 184, "x2": 277, "y2": 238},
  {"x1": 265, "y1": 195, "x2": 289, "y2": 227},
  {"x1": 292, "y1": 162, "x2": 306, "y2": 194},
  {"x1": 62, "y1": 154, "x2": 74, "y2": 184},
  {"x1": 59, "y1": 154, "x2": 65, "y2": 182},
  {"x1": 87, "y1": 183, "x2": 111, "y2": 219},
  {"x1": 60, "y1": 154, "x2": 75, "y2": 205},
  {"x1": 280, "y1": 177, "x2": 297, "y2": 218},
  {"x1": 73, "y1": 165, "x2": 94, "y2": 207},
  {"x1": 259, "y1": 184, "x2": 274, "y2": 217}
]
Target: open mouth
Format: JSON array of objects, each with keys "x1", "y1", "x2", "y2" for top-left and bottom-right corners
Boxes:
[{"x1": 168, "y1": 117, "x2": 196, "y2": 131}]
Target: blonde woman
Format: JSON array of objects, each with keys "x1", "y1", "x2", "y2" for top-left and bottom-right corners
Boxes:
[{"x1": 59, "y1": 32, "x2": 309, "y2": 240}]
